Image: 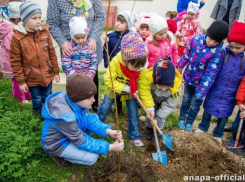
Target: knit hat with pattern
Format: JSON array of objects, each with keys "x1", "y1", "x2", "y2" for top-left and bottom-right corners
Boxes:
[
  {"x1": 227, "y1": 21, "x2": 245, "y2": 45},
  {"x1": 66, "y1": 73, "x2": 97, "y2": 102},
  {"x1": 117, "y1": 11, "x2": 138, "y2": 30},
  {"x1": 207, "y1": 20, "x2": 229, "y2": 42},
  {"x1": 19, "y1": 1, "x2": 42, "y2": 24},
  {"x1": 121, "y1": 31, "x2": 147, "y2": 61},
  {"x1": 187, "y1": 2, "x2": 199, "y2": 15}
]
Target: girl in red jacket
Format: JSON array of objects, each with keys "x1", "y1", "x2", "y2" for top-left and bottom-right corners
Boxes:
[{"x1": 147, "y1": 15, "x2": 177, "y2": 68}]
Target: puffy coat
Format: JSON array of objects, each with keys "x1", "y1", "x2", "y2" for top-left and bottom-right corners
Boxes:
[
  {"x1": 204, "y1": 46, "x2": 245, "y2": 118},
  {"x1": 103, "y1": 30, "x2": 129, "y2": 68},
  {"x1": 0, "y1": 20, "x2": 15, "y2": 77},
  {"x1": 41, "y1": 91, "x2": 111, "y2": 156},
  {"x1": 104, "y1": 52, "x2": 154, "y2": 109},
  {"x1": 10, "y1": 22, "x2": 59, "y2": 87},
  {"x1": 177, "y1": 34, "x2": 223, "y2": 100},
  {"x1": 236, "y1": 76, "x2": 245, "y2": 105}
]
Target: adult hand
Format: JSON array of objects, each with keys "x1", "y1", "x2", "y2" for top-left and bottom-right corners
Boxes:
[
  {"x1": 238, "y1": 104, "x2": 245, "y2": 112},
  {"x1": 177, "y1": 66, "x2": 183, "y2": 74},
  {"x1": 20, "y1": 83, "x2": 28, "y2": 93},
  {"x1": 61, "y1": 42, "x2": 73, "y2": 56},
  {"x1": 88, "y1": 39, "x2": 96, "y2": 52},
  {"x1": 54, "y1": 75, "x2": 60, "y2": 83},
  {"x1": 106, "y1": 129, "x2": 122, "y2": 140},
  {"x1": 109, "y1": 140, "x2": 124, "y2": 152}
]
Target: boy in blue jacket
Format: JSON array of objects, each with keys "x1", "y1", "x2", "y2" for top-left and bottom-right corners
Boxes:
[{"x1": 41, "y1": 73, "x2": 124, "y2": 167}]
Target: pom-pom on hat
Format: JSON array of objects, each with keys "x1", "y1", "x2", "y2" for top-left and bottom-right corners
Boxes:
[
  {"x1": 69, "y1": 17, "x2": 89, "y2": 40},
  {"x1": 227, "y1": 21, "x2": 245, "y2": 45},
  {"x1": 66, "y1": 73, "x2": 97, "y2": 103},
  {"x1": 153, "y1": 56, "x2": 175, "y2": 87},
  {"x1": 117, "y1": 11, "x2": 138, "y2": 30},
  {"x1": 149, "y1": 15, "x2": 168, "y2": 35},
  {"x1": 8, "y1": 2, "x2": 22, "y2": 19},
  {"x1": 187, "y1": 2, "x2": 199, "y2": 15},
  {"x1": 121, "y1": 31, "x2": 147, "y2": 61}
]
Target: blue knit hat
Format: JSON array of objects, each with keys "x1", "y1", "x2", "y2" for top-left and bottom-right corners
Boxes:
[
  {"x1": 19, "y1": 1, "x2": 42, "y2": 24},
  {"x1": 153, "y1": 56, "x2": 175, "y2": 87}
]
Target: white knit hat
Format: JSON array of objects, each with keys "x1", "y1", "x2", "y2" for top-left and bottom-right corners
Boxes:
[
  {"x1": 187, "y1": 2, "x2": 199, "y2": 14},
  {"x1": 69, "y1": 17, "x2": 89, "y2": 40},
  {"x1": 117, "y1": 11, "x2": 138, "y2": 30},
  {"x1": 149, "y1": 15, "x2": 168, "y2": 35},
  {"x1": 8, "y1": 2, "x2": 22, "y2": 19}
]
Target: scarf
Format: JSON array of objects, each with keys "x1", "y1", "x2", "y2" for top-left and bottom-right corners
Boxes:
[
  {"x1": 120, "y1": 63, "x2": 140, "y2": 97},
  {"x1": 65, "y1": 94, "x2": 89, "y2": 131}
]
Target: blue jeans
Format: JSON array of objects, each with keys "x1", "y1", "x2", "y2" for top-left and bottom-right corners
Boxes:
[
  {"x1": 28, "y1": 83, "x2": 52, "y2": 113},
  {"x1": 232, "y1": 111, "x2": 245, "y2": 145},
  {"x1": 59, "y1": 143, "x2": 99, "y2": 165},
  {"x1": 179, "y1": 85, "x2": 203, "y2": 124},
  {"x1": 97, "y1": 95, "x2": 141, "y2": 140},
  {"x1": 199, "y1": 111, "x2": 228, "y2": 138}
]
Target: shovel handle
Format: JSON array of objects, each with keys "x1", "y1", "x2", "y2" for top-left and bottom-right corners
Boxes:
[
  {"x1": 234, "y1": 118, "x2": 244, "y2": 148},
  {"x1": 153, "y1": 125, "x2": 160, "y2": 152},
  {"x1": 135, "y1": 93, "x2": 163, "y2": 135}
]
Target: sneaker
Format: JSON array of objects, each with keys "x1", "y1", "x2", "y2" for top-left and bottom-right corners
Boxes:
[
  {"x1": 195, "y1": 129, "x2": 205, "y2": 133},
  {"x1": 214, "y1": 137, "x2": 222, "y2": 144},
  {"x1": 133, "y1": 140, "x2": 144, "y2": 147},
  {"x1": 178, "y1": 120, "x2": 185, "y2": 129},
  {"x1": 185, "y1": 124, "x2": 193, "y2": 132},
  {"x1": 49, "y1": 155, "x2": 72, "y2": 168},
  {"x1": 226, "y1": 140, "x2": 244, "y2": 149},
  {"x1": 145, "y1": 127, "x2": 153, "y2": 141}
]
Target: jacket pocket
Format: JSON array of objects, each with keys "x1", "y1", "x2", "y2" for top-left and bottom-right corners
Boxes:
[{"x1": 46, "y1": 58, "x2": 54, "y2": 74}]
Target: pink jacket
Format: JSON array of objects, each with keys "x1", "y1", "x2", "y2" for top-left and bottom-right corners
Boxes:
[
  {"x1": 0, "y1": 20, "x2": 15, "y2": 77},
  {"x1": 147, "y1": 34, "x2": 177, "y2": 68}
]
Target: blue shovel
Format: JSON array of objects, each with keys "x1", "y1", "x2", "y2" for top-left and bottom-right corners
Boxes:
[{"x1": 152, "y1": 125, "x2": 167, "y2": 165}]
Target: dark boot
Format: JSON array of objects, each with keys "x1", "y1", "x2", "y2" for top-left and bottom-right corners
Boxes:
[
  {"x1": 145, "y1": 127, "x2": 153, "y2": 141},
  {"x1": 49, "y1": 155, "x2": 72, "y2": 168},
  {"x1": 151, "y1": 132, "x2": 162, "y2": 143},
  {"x1": 224, "y1": 123, "x2": 233, "y2": 132}
]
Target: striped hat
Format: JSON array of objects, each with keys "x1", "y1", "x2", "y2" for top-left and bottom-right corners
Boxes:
[
  {"x1": 19, "y1": 1, "x2": 42, "y2": 24},
  {"x1": 121, "y1": 31, "x2": 146, "y2": 61}
]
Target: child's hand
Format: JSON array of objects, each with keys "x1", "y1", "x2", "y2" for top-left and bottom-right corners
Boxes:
[
  {"x1": 20, "y1": 83, "x2": 28, "y2": 93},
  {"x1": 106, "y1": 129, "x2": 122, "y2": 140},
  {"x1": 177, "y1": 66, "x2": 183, "y2": 74},
  {"x1": 54, "y1": 75, "x2": 60, "y2": 83},
  {"x1": 178, "y1": 34, "x2": 183, "y2": 38},
  {"x1": 109, "y1": 140, "x2": 124, "y2": 152},
  {"x1": 147, "y1": 111, "x2": 155, "y2": 120},
  {"x1": 238, "y1": 104, "x2": 245, "y2": 112},
  {"x1": 240, "y1": 111, "x2": 245, "y2": 119}
]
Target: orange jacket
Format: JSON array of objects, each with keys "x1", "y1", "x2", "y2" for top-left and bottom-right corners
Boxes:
[
  {"x1": 10, "y1": 22, "x2": 59, "y2": 87},
  {"x1": 236, "y1": 76, "x2": 245, "y2": 105}
]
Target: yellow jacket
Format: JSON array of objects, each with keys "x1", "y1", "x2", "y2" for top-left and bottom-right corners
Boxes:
[
  {"x1": 104, "y1": 52, "x2": 154, "y2": 109},
  {"x1": 148, "y1": 67, "x2": 182, "y2": 99}
]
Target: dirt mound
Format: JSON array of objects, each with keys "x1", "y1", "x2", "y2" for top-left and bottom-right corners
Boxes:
[{"x1": 86, "y1": 129, "x2": 245, "y2": 181}]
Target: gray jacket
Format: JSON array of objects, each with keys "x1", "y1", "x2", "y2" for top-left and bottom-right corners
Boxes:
[{"x1": 210, "y1": 0, "x2": 242, "y2": 29}]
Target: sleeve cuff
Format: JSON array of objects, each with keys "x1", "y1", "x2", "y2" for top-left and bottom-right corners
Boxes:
[
  {"x1": 122, "y1": 85, "x2": 130, "y2": 93},
  {"x1": 237, "y1": 101, "x2": 244, "y2": 105},
  {"x1": 147, "y1": 107, "x2": 155, "y2": 111}
]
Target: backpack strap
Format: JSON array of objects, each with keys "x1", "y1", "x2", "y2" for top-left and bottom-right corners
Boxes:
[{"x1": 240, "y1": 54, "x2": 245, "y2": 70}]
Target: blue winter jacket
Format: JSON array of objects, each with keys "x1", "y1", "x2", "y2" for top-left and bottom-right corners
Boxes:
[
  {"x1": 204, "y1": 46, "x2": 245, "y2": 118},
  {"x1": 41, "y1": 91, "x2": 111, "y2": 156},
  {"x1": 103, "y1": 30, "x2": 129, "y2": 68},
  {"x1": 177, "y1": 0, "x2": 205, "y2": 13}
]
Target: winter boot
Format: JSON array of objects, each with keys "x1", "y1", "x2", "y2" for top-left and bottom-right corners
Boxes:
[
  {"x1": 49, "y1": 155, "x2": 72, "y2": 168},
  {"x1": 145, "y1": 127, "x2": 153, "y2": 141}
]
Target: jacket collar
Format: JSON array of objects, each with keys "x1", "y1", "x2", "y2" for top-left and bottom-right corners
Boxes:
[{"x1": 114, "y1": 30, "x2": 129, "y2": 37}]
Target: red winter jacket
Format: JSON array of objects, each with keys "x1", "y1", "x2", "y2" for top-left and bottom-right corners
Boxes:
[{"x1": 236, "y1": 76, "x2": 245, "y2": 105}]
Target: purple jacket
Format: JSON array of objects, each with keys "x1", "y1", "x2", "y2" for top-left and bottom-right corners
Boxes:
[{"x1": 204, "y1": 46, "x2": 245, "y2": 118}]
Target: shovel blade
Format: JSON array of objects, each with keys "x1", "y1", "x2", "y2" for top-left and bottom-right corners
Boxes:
[
  {"x1": 152, "y1": 150, "x2": 167, "y2": 165},
  {"x1": 161, "y1": 133, "x2": 174, "y2": 151}
]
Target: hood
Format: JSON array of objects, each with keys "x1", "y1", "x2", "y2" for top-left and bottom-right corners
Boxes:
[
  {"x1": 0, "y1": 20, "x2": 15, "y2": 39},
  {"x1": 41, "y1": 91, "x2": 76, "y2": 122}
]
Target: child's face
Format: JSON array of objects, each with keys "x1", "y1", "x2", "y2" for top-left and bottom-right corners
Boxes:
[
  {"x1": 154, "y1": 28, "x2": 168, "y2": 41},
  {"x1": 229, "y1": 42, "x2": 245, "y2": 55},
  {"x1": 126, "y1": 62, "x2": 142, "y2": 72},
  {"x1": 74, "y1": 34, "x2": 87, "y2": 45},
  {"x1": 75, "y1": 95, "x2": 95, "y2": 109},
  {"x1": 205, "y1": 36, "x2": 220, "y2": 47},
  {"x1": 115, "y1": 19, "x2": 127, "y2": 33},
  {"x1": 24, "y1": 13, "x2": 42, "y2": 31},
  {"x1": 139, "y1": 26, "x2": 150, "y2": 39},
  {"x1": 187, "y1": 12, "x2": 196, "y2": 21},
  {"x1": 156, "y1": 84, "x2": 170, "y2": 91}
]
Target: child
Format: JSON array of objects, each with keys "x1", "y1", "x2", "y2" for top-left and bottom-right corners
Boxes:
[
  {"x1": 41, "y1": 73, "x2": 124, "y2": 167},
  {"x1": 10, "y1": 2, "x2": 60, "y2": 114},
  {"x1": 62, "y1": 17, "x2": 97, "y2": 79},
  {"x1": 137, "y1": 13, "x2": 151, "y2": 43},
  {"x1": 145, "y1": 57, "x2": 182, "y2": 142},
  {"x1": 195, "y1": 21, "x2": 245, "y2": 144},
  {"x1": 0, "y1": 2, "x2": 31, "y2": 103},
  {"x1": 97, "y1": 31, "x2": 155, "y2": 147},
  {"x1": 147, "y1": 15, "x2": 177, "y2": 68},
  {"x1": 177, "y1": 20, "x2": 229, "y2": 132},
  {"x1": 103, "y1": 11, "x2": 137, "y2": 114},
  {"x1": 176, "y1": 2, "x2": 202, "y2": 59}
]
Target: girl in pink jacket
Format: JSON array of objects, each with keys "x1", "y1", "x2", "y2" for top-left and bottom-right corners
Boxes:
[
  {"x1": 0, "y1": 2, "x2": 31, "y2": 103},
  {"x1": 147, "y1": 15, "x2": 177, "y2": 68}
]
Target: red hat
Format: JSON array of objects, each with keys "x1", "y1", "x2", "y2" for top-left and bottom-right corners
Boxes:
[
  {"x1": 227, "y1": 21, "x2": 245, "y2": 45},
  {"x1": 167, "y1": 19, "x2": 177, "y2": 34}
]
